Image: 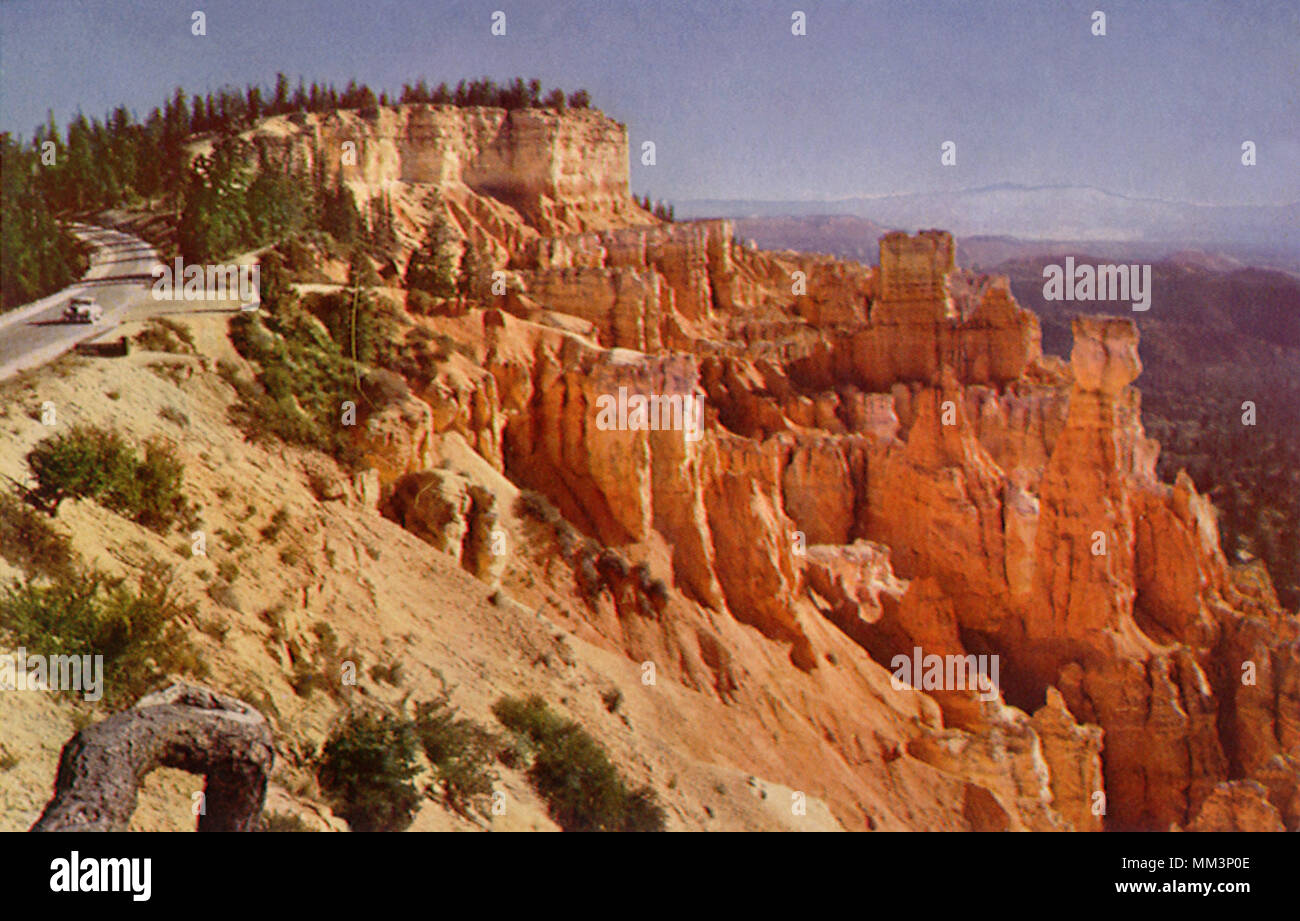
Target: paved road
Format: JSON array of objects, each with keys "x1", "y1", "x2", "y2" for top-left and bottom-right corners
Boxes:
[{"x1": 0, "y1": 224, "x2": 163, "y2": 382}]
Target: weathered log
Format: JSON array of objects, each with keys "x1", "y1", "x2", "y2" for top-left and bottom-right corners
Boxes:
[{"x1": 31, "y1": 682, "x2": 274, "y2": 832}]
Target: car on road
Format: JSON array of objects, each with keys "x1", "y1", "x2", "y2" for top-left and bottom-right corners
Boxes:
[{"x1": 64, "y1": 296, "x2": 103, "y2": 324}]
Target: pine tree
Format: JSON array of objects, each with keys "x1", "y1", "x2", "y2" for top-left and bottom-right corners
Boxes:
[
  {"x1": 320, "y1": 177, "x2": 361, "y2": 243},
  {"x1": 246, "y1": 86, "x2": 263, "y2": 124},
  {"x1": 405, "y1": 195, "x2": 462, "y2": 297},
  {"x1": 459, "y1": 239, "x2": 495, "y2": 300},
  {"x1": 272, "y1": 73, "x2": 290, "y2": 113}
]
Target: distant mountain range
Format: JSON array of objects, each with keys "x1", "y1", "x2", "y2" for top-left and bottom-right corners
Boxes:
[{"x1": 679, "y1": 184, "x2": 1300, "y2": 270}]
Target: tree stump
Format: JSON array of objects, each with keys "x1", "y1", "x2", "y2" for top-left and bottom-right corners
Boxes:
[{"x1": 31, "y1": 682, "x2": 274, "y2": 832}]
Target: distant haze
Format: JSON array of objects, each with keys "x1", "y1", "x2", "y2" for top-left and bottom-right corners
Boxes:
[
  {"x1": 681, "y1": 184, "x2": 1300, "y2": 253},
  {"x1": 1, "y1": 0, "x2": 1297, "y2": 211}
]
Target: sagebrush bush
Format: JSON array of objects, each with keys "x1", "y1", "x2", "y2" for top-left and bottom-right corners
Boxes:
[
  {"x1": 133, "y1": 317, "x2": 196, "y2": 354},
  {"x1": 413, "y1": 696, "x2": 498, "y2": 814},
  {"x1": 515, "y1": 489, "x2": 562, "y2": 525},
  {"x1": 316, "y1": 710, "x2": 423, "y2": 833},
  {"x1": 26, "y1": 426, "x2": 190, "y2": 530},
  {"x1": 367, "y1": 660, "x2": 404, "y2": 686},
  {"x1": 596, "y1": 549, "x2": 631, "y2": 582},
  {"x1": 0, "y1": 561, "x2": 201, "y2": 705},
  {"x1": 260, "y1": 506, "x2": 290, "y2": 542},
  {"x1": 492, "y1": 694, "x2": 666, "y2": 832},
  {"x1": 132, "y1": 439, "x2": 191, "y2": 529},
  {"x1": 601, "y1": 688, "x2": 623, "y2": 714},
  {"x1": 575, "y1": 555, "x2": 603, "y2": 602}
]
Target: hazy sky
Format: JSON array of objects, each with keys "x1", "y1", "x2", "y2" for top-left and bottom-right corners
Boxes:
[{"x1": 2, "y1": 0, "x2": 1296, "y2": 206}]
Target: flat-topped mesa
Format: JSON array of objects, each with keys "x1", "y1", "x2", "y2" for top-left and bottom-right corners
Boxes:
[{"x1": 242, "y1": 104, "x2": 650, "y2": 237}]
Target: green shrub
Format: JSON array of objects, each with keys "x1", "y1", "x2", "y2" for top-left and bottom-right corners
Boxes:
[
  {"x1": 492, "y1": 694, "x2": 666, "y2": 832},
  {"x1": 0, "y1": 561, "x2": 201, "y2": 705},
  {"x1": 215, "y1": 559, "x2": 240, "y2": 583},
  {"x1": 405, "y1": 209, "x2": 462, "y2": 298},
  {"x1": 601, "y1": 688, "x2": 623, "y2": 713},
  {"x1": 134, "y1": 317, "x2": 196, "y2": 354},
  {"x1": 575, "y1": 555, "x2": 602, "y2": 603},
  {"x1": 516, "y1": 489, "x2": 562, "y2": 525},
  {"x1": 132, "y1": 439, "x2": 191, "y2": 529},
  {"x1": 312, "y1": 621, "x2": 338, "y2": 654},
  {"x1": 27, "y1": 426, "x2": 130, "y2": 502},
  {"x1": 413, "y1": 696, "x2": 498, "y2": 814},
  {"x1": 289, "y1": 663, "x2": 331, "y2": 699},
  {"x1": 367, "y1": 660, "x2": 403, "y2": 685},
  {"x1": 216, "y1": 528, "x2": 245, "y2": 551},
  {"x1": 260, "y1": 506, "x2": 290, "y2": 542},
  {"x1": 26, "y1": 426, "x2": 190, "y2": 530},
  {"x1": 227, "y1": 308, "x2": 361, "y2": 464},
  {"x1": 596, "y1": 549, "x2": 630, "y2": 582},
  {"x1": 316, "y1": 710, "x2": 422, "y2": 832}
]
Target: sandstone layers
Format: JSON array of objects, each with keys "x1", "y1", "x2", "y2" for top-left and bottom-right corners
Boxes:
[{"x1": 270, "y1": 105, "x2": 1298, "y2": 831}]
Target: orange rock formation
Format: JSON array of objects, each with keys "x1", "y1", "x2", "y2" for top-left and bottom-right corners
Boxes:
[{"x1": 260, "y1": 105, "x2": 1296, "y2": 831}]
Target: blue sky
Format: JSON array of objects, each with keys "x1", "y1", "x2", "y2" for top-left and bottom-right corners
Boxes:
[{"x1": 2, "y1": 0, "x2": 1296, "y2": 205}]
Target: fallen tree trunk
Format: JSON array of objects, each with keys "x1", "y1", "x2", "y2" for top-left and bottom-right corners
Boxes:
[{"x1": 31, "y1": 682, "x2": 274, "y2": 832}]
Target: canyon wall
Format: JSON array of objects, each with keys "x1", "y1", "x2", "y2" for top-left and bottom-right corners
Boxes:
[
  {"x1": 244, "y1": 105, "x2": 646, "y2": 239},
  {"x1": 417, "y1": 221, "x2": 1299, "y2": 831}
]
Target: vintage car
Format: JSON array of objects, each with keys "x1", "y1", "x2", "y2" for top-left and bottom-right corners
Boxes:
[{"x1": 64, "y1": 295, "x2": 104, "y2": 324}]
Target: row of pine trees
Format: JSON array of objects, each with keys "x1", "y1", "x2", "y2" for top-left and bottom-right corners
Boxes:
[
  {"x1": 10, "y1": 73, "x2": 594, "y2": 215},
  {"x1": 633, "y1": 194, "x2": 675, "y2": 222}
]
